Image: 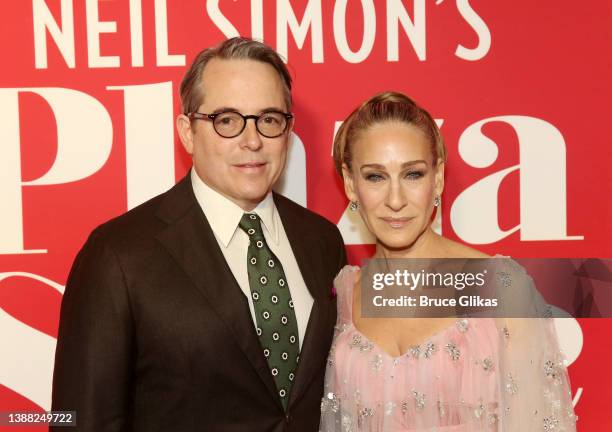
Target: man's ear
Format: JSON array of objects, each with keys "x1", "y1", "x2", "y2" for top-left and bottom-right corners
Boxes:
[
  {"x1": 342, "y1": 164, "x2": 358, "y2": 203},
  {"x1": 434, "y1": 158, "x2": 445, "y2": 197},
  {"x1": 176, "y1": 114, "x2": 195, "y2": 155},
  {"x1": 286, "y1": 116, "x2": 295, "y2": 136}
]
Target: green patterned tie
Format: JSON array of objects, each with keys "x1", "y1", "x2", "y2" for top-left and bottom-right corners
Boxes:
[{"x1": 239, "y1": 213, "x2": 300, "y2": 409}]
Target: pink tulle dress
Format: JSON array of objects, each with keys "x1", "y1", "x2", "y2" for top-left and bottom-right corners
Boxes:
[{"x1": 320, "y1": 265, "x2": 577, "y2": 432}]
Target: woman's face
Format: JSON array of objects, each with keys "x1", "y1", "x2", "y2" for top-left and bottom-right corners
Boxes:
[{"x1": 343, "y1": 121, "x2": 444, "y2": 252}]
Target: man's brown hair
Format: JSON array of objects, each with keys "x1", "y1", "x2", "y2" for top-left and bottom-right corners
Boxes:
[{"x1": 180, "y1": 37, "x2": 292, "y2": 114}]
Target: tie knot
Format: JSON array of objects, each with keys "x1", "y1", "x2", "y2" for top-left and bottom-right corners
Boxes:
[{"x1": 239, "y1": 213, "x2": 264, "y2": 239}]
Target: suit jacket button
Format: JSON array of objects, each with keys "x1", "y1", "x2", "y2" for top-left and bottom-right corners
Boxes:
[{"x1": 285, "y1": 413, "x2": 292, "y2": 423}]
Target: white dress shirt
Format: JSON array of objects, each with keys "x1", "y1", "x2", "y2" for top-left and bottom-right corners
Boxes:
[{"x1": 190, "y1": 169, "x2": 313, "y2": 349}]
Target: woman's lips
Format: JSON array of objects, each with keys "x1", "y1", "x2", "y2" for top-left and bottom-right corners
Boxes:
[{"x1": 380, "y1": 217, "x2": 412, "y2": 228}]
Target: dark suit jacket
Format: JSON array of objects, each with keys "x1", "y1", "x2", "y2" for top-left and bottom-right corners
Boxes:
[{"x1": 51, "y1": 175, "x2": 347, "y2": 432}]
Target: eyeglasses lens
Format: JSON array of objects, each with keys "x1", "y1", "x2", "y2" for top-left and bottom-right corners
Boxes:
[{"x1": 212, "y1": 112, "x2": 288, "y2": 138}]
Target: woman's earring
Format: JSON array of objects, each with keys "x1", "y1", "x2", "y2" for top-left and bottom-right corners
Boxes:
[
  {"x1": 349, "y1": 201, "x2": 359, "y2": 211},
  {"x1": 433, "y1": 196, "x2": 441, "y2": 207}
]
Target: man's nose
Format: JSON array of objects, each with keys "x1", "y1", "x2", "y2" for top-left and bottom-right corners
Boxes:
[{"x1": 241, "y1": 119, "x2": 263, "y2": 151}]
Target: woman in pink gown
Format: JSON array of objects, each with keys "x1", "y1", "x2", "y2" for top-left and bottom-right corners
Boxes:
[{"x1": 319, "y1": 92, "x2": 577, "y2": 431}]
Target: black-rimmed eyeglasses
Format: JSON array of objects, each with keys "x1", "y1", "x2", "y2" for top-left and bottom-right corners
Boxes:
[{"x1": 187, "y1": 110, "x2": 293, "y2": 138}]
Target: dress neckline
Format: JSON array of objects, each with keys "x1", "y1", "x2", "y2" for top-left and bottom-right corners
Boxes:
[
  {"x1": 341, "y1": 266, "x2": 466, "y2": 361},
  {"x1": 347, "y1": 320, "x2": 463, "y2": 361}
]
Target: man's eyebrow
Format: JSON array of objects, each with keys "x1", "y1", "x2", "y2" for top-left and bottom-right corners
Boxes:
[
  {"x1": 260, "y1": 107, "x2": 288, "y2": 113},
  {"x1": 209, "y1": 107, "x2": 239, "y2": 114},
  {"x1": 207, "y1": 107, "x2": 288, "y2": 115}
]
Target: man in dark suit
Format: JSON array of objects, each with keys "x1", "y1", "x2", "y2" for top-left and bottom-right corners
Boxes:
[{"x1": 51, "y1": 37, "x2": 346, "y2": 431}]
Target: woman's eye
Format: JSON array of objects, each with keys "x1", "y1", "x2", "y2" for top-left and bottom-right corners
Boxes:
[
  {"x1": 405, "y1": 171, "x2": 424, "y2": 180},
  {"x1": 365, "y1": 173, "x2": 384, "y2": 182}
]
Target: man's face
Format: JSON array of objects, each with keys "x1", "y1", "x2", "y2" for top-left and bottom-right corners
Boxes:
[{"x1": 177, "y1": 58, "x2": 291, "y2": 211}]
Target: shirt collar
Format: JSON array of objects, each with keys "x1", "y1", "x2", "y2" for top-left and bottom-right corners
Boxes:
[{"x1": 190, "y1": 168, "x2": 279, "y2": 248}]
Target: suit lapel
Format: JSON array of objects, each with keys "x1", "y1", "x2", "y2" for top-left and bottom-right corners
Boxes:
[
  {"x1": 155, "y1": 177, "x2": 280, "y2": 404},
  {"x1": 275, "y1": 194, "x2": 333, "y2": 409}
]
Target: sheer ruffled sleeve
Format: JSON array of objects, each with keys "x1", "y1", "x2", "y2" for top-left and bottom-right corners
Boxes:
[
  {"x1": 496, "y1": 317, "x2": 577, "y2": 431},
  {"x1": 493, "y1": 259, "x2": 577, "y2": 431},
  {"x1": 320, "y1": 265, "x2": 357, "y2": 432},
  {"x1": 333, "y1": 265, "x2": 358, "y2": 327}
]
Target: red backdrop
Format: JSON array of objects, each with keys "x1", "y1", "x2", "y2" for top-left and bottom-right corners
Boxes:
[{"x1": 1, "y1": 1, "x2": 610, "y2": 430}]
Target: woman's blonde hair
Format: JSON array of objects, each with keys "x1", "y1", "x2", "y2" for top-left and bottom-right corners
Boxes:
[{"x1": 332, "y1": 91, "x2": 446, "y2": 176}]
